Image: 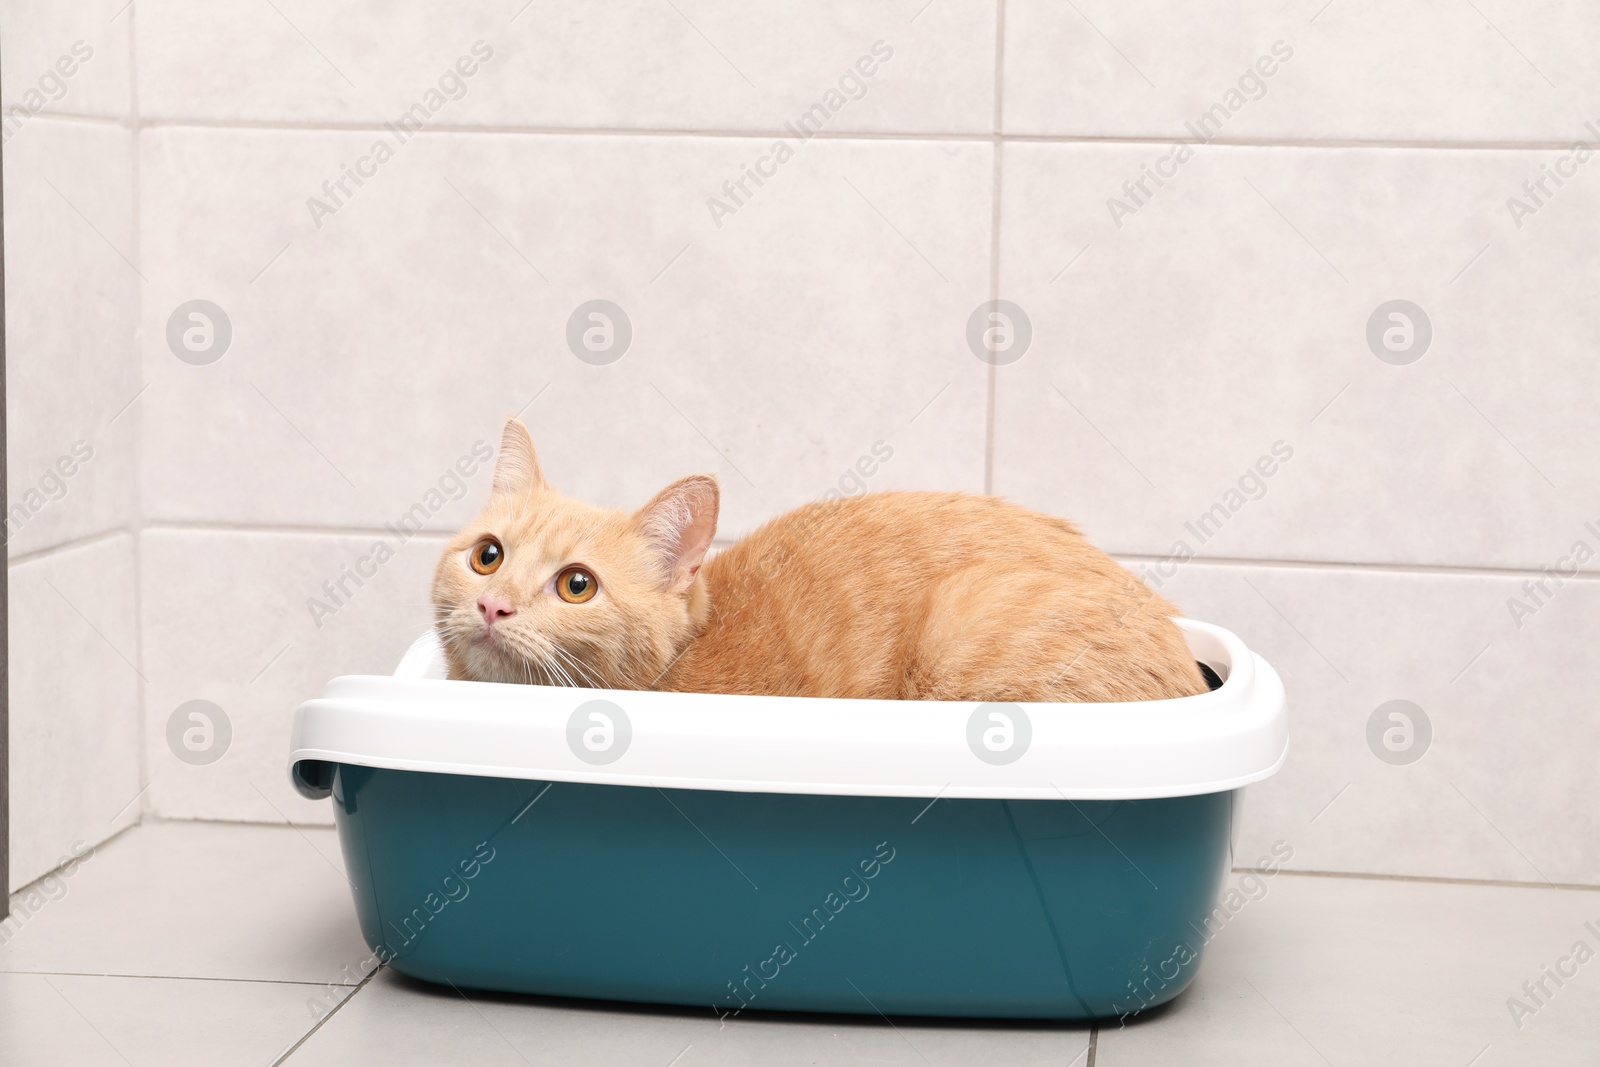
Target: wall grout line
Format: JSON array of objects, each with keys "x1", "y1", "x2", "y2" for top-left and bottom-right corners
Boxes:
[
  {"x1": 0, "y1": 110, "x2": 129, "y2": 130},
  {"x1": 136, "y1": 116, "x2": 999, "y2": 140},
  {"x1": 995, "y1": 131, "x2": 1600, "y2": 151},
  {"x1": 5, "y1": 820, "x2": 138, "y2": 901},
  {"x1": 1236, "y1": 865, "x2": 1600, "y2": 894},
  {"x1": 5, "y1": 526, "x2": 135, "y2": 567},
  {"x1": 982, "y1": 0, "x2": 1006, "y2": 496},
  {"x1": 73, "y1": 112, "x2": 1594, "y2": 153},
  {"x1": 128, "y1": 0, "x2": 149, "y2": 833},
  {"x1": 1112, "y1": 551, "x2": 1600, "y2": 582}
]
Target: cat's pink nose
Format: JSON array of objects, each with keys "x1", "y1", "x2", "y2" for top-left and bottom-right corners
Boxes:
[{"x1": 477, "y1": 594, "x2": 515, "y2": 625}]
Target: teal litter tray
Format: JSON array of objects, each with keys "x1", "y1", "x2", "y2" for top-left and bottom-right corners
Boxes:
[{"x1": 288, "y1": 618, "x2": 1286, "y2": 1021}]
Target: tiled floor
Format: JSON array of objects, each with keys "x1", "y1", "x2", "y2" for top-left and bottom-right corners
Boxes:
[{"x1": 3, "y1": 822, "x2": 1597, "y2": 1065}]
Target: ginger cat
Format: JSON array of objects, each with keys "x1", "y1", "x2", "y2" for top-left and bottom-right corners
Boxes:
[{"x1": 431, "y1": 418, "x2": 1208, "y2": 702}]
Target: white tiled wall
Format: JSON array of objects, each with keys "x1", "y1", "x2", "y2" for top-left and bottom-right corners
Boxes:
[
  {"x1": 7, "y1": 537, "x2": 141, "y2": 886},
  {"x1": 7, "y1": 1, "x2": 1599, "y2": 887},
  {"x1": 1002, "y1": 0, "x2": 1600, "y2": 142},
  {"x1": 994, "y1": 141, "x2": 1600, "y2": 571},
  {"x1": 2, "y1": 4, "x2": 140, "y2": 890},
  {"x1": 133, "y1": 1, "x2": 996, "y2": 134}
]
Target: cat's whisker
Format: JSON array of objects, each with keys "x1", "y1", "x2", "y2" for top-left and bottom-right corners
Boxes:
[
  {"x1": 548, "y1": 646, "x2": 580, "y2": 687},
  {"x1": 550, "y1": 652, "x2": 582, "y2": 689},
  {"x1": 552, "y1": 645, "x2": 605, "y2": 689},
  {"x1": 576, "y1": 660, "x2": 605, "y2": 688},
  {"x1": 572, "y1": 657, "x2": 607, "y2": 689},
  {"x1": 508, "y1": 643, "x2": 539, "y2": 687},
  {"x1": 511, "y1": 636, "x2": 567, "y2": 689},
  {"x1": 547, "y1": 655, "x2": 579, "y2": 687}
]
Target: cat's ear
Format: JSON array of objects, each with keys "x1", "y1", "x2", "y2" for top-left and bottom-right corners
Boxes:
[
  {"x1": 634, "y1": 475, "x2": 719, "y2": 592},
  {"x1": 491, "y1": 417, "x2": 548, "y2": 496}
]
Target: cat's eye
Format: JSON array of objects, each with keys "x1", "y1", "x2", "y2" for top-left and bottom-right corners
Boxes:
[
  {"x1": 470, "y1": 538, "x2": 504, "y2": 575},
  {"x1": 555, "y1": 566, "x2": 597, "y2": 604}
]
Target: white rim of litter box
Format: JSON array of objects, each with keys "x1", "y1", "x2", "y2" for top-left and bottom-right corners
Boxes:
[{"x1": 287, "y1": 619, "x2": 1287, "y2": 801}]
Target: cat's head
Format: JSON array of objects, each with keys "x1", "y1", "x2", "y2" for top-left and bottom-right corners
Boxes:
[{"x1": 432, "y1": 418, "x2": 719, "y2": 687}]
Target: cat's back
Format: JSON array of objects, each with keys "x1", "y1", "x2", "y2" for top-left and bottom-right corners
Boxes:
[
  {"x1": 673, "y1": 491, "x2": 1204, "y2": 702},
  {"x1": 719, "y1": 490, "x2": 1098, "y2": 577},
  {"x1": 706, "y1": 491, "x2": 1136, "y2": 621}
]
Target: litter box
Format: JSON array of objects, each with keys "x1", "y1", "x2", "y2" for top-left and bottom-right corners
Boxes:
[{"x1": 288, "y1": 618, "x2": 1285, "y2": 1020}]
